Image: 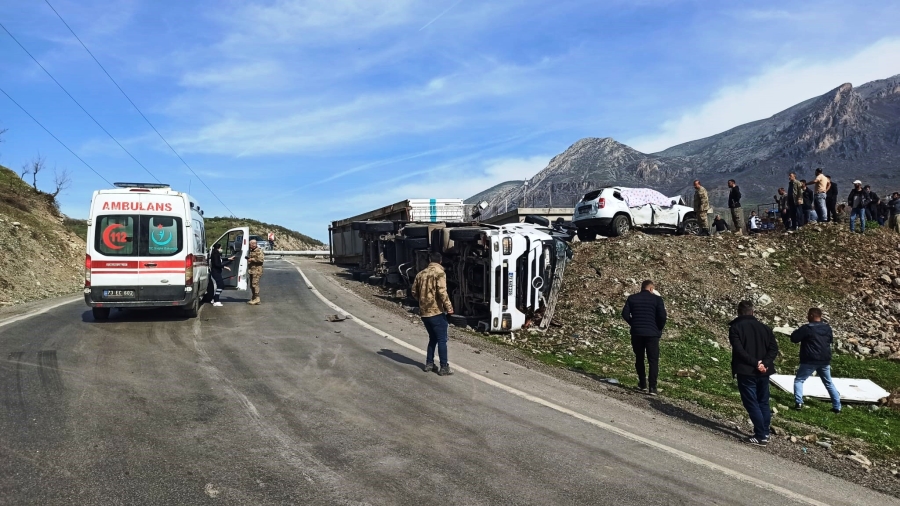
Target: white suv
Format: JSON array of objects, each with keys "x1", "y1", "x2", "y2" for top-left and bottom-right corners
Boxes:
[{"x1": 572, "y1": 187, "x2": 698, "y2": 241}]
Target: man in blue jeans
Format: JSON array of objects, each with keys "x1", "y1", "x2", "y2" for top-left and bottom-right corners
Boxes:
[
  {"x1": 411, "y1": 251, "x2": 455, "y2": 376},
  {"x1": 728, "y1": 300, "x2": 779, "y2": 447},
  {"x1": 790, "y1": 308, "x2": 841, "y2": 413},
  {"x1": 848, "y1": 180, "x2": 869, "y2": 233}
]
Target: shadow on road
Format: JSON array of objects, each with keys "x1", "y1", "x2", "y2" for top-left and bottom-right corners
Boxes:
[
  {"x1": 79, "y1": 307, "x2": 199, "y2": 323},
  {"x1": 647, "y1": 398, "x2": 746, "y2": 440},
  {"x1": 377, "y1": 348, "x2": 425, "y2": 369}
]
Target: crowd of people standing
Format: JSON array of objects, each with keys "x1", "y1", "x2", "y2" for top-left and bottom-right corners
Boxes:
[{"x1": 691, "y1": 169, "x2": 900, "y2": 236}]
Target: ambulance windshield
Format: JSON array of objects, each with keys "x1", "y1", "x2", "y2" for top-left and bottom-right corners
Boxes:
[{"x1": 95, "y1": 215, "x2": 183, "y2": 257}]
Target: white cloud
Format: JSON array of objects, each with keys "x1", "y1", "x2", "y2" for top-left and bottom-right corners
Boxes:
[{"x1": 628, "y1": 37, "x2": 900, "y2": 153}]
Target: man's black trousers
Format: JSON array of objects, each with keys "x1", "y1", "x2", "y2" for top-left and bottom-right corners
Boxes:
[{"x1": 631, "y1": 336, "x2": 660, "y2": 389}]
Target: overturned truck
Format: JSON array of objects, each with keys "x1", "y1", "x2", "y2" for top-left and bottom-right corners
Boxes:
[{"x1": 331, "y1": 205, "x2": 573, "y2": 333}]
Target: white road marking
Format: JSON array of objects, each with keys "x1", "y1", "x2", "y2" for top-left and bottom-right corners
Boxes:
[
  {"x1": 293, "y1": 264, "x2": 828, "y2": 506},
  {"x1": 0, "y1": 296, "x2": 81, "y2": 329}
]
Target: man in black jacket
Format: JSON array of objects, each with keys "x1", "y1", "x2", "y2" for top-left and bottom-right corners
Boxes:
[
  {"x1": 728, "y1": 300, "x2": 778, "y2": 447},
  {"x1": 848, "y1": 180, "x2": 869, "y2": 233},
  {"x1": 790, "y1": 308, "x2": 841, "y2": 413},
  {"x1": 622, "y1": 280, "x2": 667, "y2": 395},
  {"x1": 825, "y1": 176, "x2": 838, "y2": 223},
  {"x1": 727, "y1": 179, "x2": 744, "y2": 234},
  {"x1": 209, "y1": 243, "x2": 234, "y2": 307}
]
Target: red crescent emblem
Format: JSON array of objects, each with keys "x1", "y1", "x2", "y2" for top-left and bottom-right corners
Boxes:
[{"x1": 102, "y1": 223, "x2": 125, "y2": 250}]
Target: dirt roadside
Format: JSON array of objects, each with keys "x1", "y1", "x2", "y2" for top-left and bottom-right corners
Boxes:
[{"x1": 306, "y1": 258, "x2": 900, "y2": 498}]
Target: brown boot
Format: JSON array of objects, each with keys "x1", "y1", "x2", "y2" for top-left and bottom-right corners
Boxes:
[{"x1": 248, "y1": 298, "x2": 261, "y2": 305}]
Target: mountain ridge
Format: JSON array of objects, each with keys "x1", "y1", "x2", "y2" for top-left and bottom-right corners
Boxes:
[{"x1": 472, "y1": 74, "x2": 900, "y2": 218}]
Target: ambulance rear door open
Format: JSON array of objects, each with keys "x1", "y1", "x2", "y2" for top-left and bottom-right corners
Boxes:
[{"x1": 212, "y1": 227, "x2": 249, "y2": 290}]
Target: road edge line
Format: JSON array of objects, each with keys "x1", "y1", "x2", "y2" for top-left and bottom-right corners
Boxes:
[
  {"x1": 293, "y1": 264, "x2": 829, "y2": 506},
  {"x1": 0, "y1": 296, "x2": 81, "y2": 329}
]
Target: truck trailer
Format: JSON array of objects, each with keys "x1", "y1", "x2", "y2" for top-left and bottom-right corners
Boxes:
[{"x1": 330, "y1": 202, "x2": 573, "y2": 333}]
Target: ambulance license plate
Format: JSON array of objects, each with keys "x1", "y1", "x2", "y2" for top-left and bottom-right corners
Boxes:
[{"x1": 102, "y1": 290, "x2": 135, "y2": 299}]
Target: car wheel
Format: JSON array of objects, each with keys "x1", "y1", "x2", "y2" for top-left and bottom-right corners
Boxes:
[
  {"x1": 92, "y1": 307, "x2": 110, "y2": 321},
  {"x1": 679, "y1": 218, "x2": 700, "y2": 236},
  {"x1": 576, "y1": 228, "x2": 597, "y2": 242},
  {"x1": 448, "y1": 227, "x2": 484, "y2": 241},
  {"x1": 610, "y1": 215, "x2": 630, "y2": 237}
]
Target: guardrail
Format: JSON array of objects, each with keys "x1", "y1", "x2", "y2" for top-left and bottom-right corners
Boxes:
[{"x1": 264, "y1": 251, "x2": 329, "y2": 257}]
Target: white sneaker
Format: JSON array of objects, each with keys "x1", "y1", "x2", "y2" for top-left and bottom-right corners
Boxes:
[{"x1": 212, "y1": 302, "x2": 223, "y2": 307}]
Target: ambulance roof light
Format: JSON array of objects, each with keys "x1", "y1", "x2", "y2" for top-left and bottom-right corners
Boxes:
[{"x1": 113, "y1": 182, "x2": 171, "y2": 189}]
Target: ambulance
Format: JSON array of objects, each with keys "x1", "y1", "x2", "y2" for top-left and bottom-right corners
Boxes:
[{"x1": 84, "y1": 183, "x2": 249, "y2": 321}]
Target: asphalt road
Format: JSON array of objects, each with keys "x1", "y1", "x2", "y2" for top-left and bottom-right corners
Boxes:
[{"x1": 0, "y1": 258, "x2": 896, "y2": 505}]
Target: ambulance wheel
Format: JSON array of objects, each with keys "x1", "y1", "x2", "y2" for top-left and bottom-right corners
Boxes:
[
  {"x1": 183, "y1": 296, "x2": 199, "y2": 318},
  {"x1": 92, "y1": 308, "x2": 110, "y2": 321}
]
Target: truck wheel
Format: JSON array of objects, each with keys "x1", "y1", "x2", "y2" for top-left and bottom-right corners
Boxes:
[
  {"x1": 576, "y1": 228, "x2": 597, "y2": 242},
  {"x1": 448, "y1": 228, "x2": 484, "y2": 241},
  {"x1": 92, "y1": 307, "x2": 110, "y2": 321},
  {"x1": 678, "y1": 218, "x2": 700, "y2": 236},
  {"x1": 364, "y1": 221, "x2": 395, "y2": 233},
  {"x1": 368, "y1": 275, "x2": 384, "y2": 286},
  {"x1": 610, "y1": 215, "x2": 630, "y2": 237},
  {"x1": 402, "y1": 225, "x2": 430, "y2": 238},
  {"x1": 183, "y1": 296, "x2": 199, "y2": 318}
]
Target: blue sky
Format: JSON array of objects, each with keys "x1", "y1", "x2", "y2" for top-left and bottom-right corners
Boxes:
[{"x1": 1, "y1": 0, "x2": 899, "y2": 242}]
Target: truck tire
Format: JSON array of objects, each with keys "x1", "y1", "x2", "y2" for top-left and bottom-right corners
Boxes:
[
  {"x1": 404, "y1": 238, "x2": 429, "y2": 250},
  {"x1": 448, "y1": 228, "x2": 484, "y2": 241},
  {"x1": 364, "y1": 221, "x2": 395, "y2": 233},
  {"x1": 610, "y1": 215, "x2": 630, "y2": 237},
  {"x1": 183, "y1": 296, "x2": 199, "y2": 318},
  {"x1": 402, "y1": 225, "x2": 430, "y2": 238},
  {"x1": 576, "y1": 228, "x2": 597, "y2": 242},
  {"x1": 92, "y1": 307, "x2": 110, "y2": 321},
  {"x1": 368, "y1": 275, "x2": 384, "y2": 286}
]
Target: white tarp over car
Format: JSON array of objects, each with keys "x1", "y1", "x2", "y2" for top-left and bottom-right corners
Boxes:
[
  {"x1": 619, "y1": 188, "x2": 677, "y2": 208},
  {"x1": 769, "y1": 374, "x2": 890, "y2": 403}
]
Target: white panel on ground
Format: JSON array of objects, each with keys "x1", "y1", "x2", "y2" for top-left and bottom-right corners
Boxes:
[{"x1": 769, "y1": 374, "x2": 890, "y2": 403}]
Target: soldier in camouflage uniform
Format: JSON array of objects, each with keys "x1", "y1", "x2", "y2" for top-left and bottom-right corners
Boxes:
[
  {"x1": 246, "y1": 239, "x2": 265, "y2": 305},
  {"x1": 411, "y1": 251, "x2": 455, "y2": 376},
  {"x1": 693, "y1": 180, "x2": 710, "y2": 236}
]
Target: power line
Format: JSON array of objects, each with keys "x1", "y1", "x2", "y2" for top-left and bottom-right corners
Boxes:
[
  {"x1": 0, "y1": 86, "x2": 112, "y2": 186},
  {"x1": 42, "y1": 0, "x2": 237, "y2": 218},
  {"x1": 0, "y1": 21, "x2": 160, "y2": 183}
]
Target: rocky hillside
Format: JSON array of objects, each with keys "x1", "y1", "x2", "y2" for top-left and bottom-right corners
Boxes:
[
  {"x1": 475, "y1": 74, "x2": 900, "y2": 218},
  {"x1": 546, "y1": 225, "x2": 900, "y2": 360},
  {"x1": 204, "y1": 217, "x2": 324, "y2": 251},
  {"x1": 0, "y1": 165, "x2": 85, "y2": 306}
]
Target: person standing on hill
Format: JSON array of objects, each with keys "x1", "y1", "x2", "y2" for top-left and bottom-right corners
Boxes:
[
  {"x1": 801, "y1": 180, "x2": 815, "y2": 224},
  {"x1": 775, "y1": 188, "x2": 791, "y2": 230},
  {"x1": 728, "y1": 300, "x2": 778, "y2": 447},
  {"x1": 848, "y1": 180, "x2": 869, "y2": 233},
  {"x1": 811, "y1": 168, "x2": 830, "y2": 222},
  {"x1": 889, "y1": 192, "x2": 900, "y2": 233},
  {"x1": 412, "y1": 252, "x2": 455, "y2": 376},
  {"x1": 693, "y1": 180, "x2": 710, "y2": 236},
  {"x1": 727, "y1": 179, "x2": 744, "y2": 234},
  {"x1": 864, "y1": 185, "x2": 882, "y2": 225},
  {"x1": 788, "y1": 173, "x2": 804, "y2": 230},
  {"x1": 622, "y1": 280, "x2": 667, "y2": 396},
  {"x1": 826, "y1": 175, "x2": 838, "y2": 223},
  {"x1": 790, "y1": 308, "x2": 841, "y2": 413}
]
